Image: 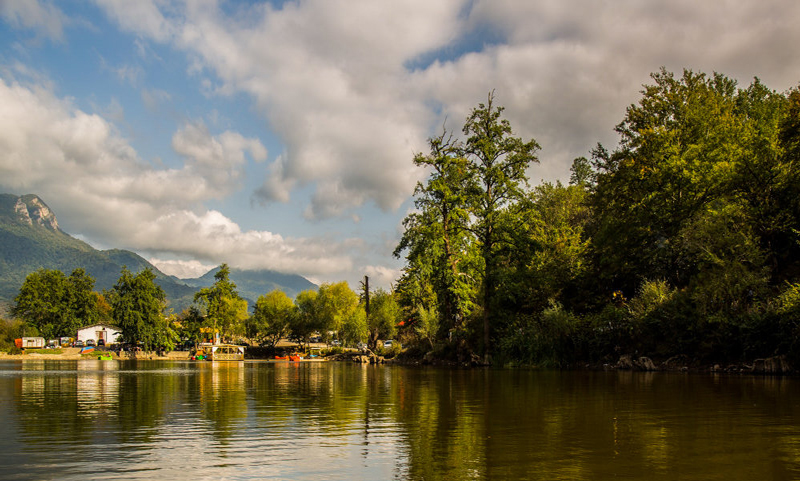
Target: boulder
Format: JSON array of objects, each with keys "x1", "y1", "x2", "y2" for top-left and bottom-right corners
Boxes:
[
  {"x1": 615, "y1": 354, "x2": 635, "y2": 370},
  {"x1": 615, "y1": 355, "x2": 657, "y2": 371},
  {"x1": 636, "y1": 357, "x2": 657, "y2": 371},
  {"x1": 752, "y1": 356, "x2": 792, "y2": 374}
]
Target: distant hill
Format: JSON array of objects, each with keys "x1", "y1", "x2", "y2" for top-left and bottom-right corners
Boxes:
[
  {"x1": 182, "y1": 266, "x2": 317, "y2": 304},
  {"x1": 0, "y1": 193, "x2": 316, "y2": 315}
]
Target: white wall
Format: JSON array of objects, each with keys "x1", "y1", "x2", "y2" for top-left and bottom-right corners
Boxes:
[{"x1": 76, "y1": 325, "x2": 121, "y2": 344}]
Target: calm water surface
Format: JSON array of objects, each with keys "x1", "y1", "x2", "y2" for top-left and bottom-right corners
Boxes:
[{"x1": 0, "y1": 360, "x2": 798, "y2": 480}]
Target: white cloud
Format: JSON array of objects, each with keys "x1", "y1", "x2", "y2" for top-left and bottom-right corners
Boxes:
[
  {"x1": 89, "y1": 0, "x2": 800, "y2": 219},
  {"x1": 93, "y1": 0, "x2": 175, "y2": 43},
  {"x1": 96, "y1": 0, "x2": 466, "y2": 219},
  {"x1": 147, "y1": 258, "x2": 215, "y2": 279},
  {"x1": 0, "y1": 77, "x2": 356, "y2": 281},
  {"x1": 0, "y1": 0, "x2": 68, "y2": 42},
  {"x1": 6, "y1": 0, "x2": 800, "y2": 291},
  {"x1": 171, "y1": 121, "x2": 267, "y2": 197},
  {"x1": 364, "y1": 265, "x2": 402, "y2": 292}
]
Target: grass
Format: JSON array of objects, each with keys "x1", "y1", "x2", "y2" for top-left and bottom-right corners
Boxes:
[{"x1": 25, "y1": 348, "x2": 63, "y2": 354}]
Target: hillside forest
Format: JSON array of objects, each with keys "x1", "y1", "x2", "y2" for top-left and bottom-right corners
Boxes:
[{"x1": 3, "y1": 68, "x2": 800, "y2": 367}]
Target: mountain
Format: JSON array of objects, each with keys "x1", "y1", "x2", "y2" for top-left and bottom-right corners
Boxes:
[
  {"x1": 0, "y1": 193, "x2": 316, "y2": 314},
  {"x1": 182, "y1": 266, "x2": 317, "y2": 304},
  {"x1": 0, "y1": 193, "x2": 197, "y2": 311}
]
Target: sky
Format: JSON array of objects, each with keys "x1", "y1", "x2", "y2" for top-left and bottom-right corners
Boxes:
[{"x1": 2, "y1": 0, "x2": 800, "y2": 290}]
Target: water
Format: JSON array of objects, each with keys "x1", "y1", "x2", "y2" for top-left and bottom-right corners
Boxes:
[{"x1": 0, "y1": 360, "x2": 798, "y2": 480}]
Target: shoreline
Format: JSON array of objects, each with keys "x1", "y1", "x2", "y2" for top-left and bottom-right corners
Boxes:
[{"x1": 1, "y1": 350, "x2": 795, "y2": 375}]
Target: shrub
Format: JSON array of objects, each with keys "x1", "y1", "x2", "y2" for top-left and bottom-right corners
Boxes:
[{"x1": 498, "y1": 300, "x2": 577, "y2": 368}]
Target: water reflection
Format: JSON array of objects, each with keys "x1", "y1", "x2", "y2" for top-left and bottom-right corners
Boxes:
[{"x1": 1, "y1": 360, "x2": 799, "y2": 480}]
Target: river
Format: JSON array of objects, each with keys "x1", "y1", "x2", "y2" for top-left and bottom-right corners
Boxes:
[{"x1": 0, "y1": 359, "x2": 797, "y2": 480}]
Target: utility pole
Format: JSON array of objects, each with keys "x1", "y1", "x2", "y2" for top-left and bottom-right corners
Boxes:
[{"x1": 364, "y1": 275, "x2": 370, "y2": 317}]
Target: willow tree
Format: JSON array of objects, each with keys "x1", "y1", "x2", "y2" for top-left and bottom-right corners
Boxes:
[{"x1": 247, "y1": 290, "x2": 296, "y2": 348}]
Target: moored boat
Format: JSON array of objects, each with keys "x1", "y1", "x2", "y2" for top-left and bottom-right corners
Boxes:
[{"x1": 208, "y1": 344, "x2": 245, "y2": 361}]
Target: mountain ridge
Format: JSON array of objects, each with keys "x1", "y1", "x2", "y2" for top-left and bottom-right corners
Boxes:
[{"x1": 0, "y1": 193, "x2": 316, "y2": 314}]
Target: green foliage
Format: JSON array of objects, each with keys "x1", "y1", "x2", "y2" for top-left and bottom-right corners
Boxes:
[
  {"x1": 0, "y1": 316, "x2": 25, "y2": 351},
  {"x1": 315, "y1": 281, "x2": 360, "y2": 343},
  {"x1": 498, "y1": 301, "x2": 576, "y2": 367},
  {"x1": 391, "y1": 74, "x2": 800, "y2": 366},
  {"x1": 341, "y1": 306, "x2": 368, "y2": 348},
  {"x1": 367, "y1": 289, "x2": 400, "y2": 351},
  {"x1": 462, "y1": 92, "x2": 541, "y2": 359},
  {"x1": 112, "y1": 267, "x2": 176, "y2": 351},
  {"x1": 394, "y1": 129, "x2": 477, "y2": 337},
  {"x1": 291, "y1": 289, "x2": 320, "y2": 345},
  {"x1": 395, "y1": 92, "x2": 539, "y2": 360},
  {"x1": 193, "y1": 264, "x2": 249, "y2": 343},
  {"x1": 12, "y1": 268, "x2": 101, "y2": 339},
  {"x1": 627, "y1": 279, "x2": 676, "y2": 320},
  {"x1": 414, "y1": 304, "x2": 439, "y2": 349},
  {"x1": 247, "y1": 290, "x2": 296, "y2": 347}
]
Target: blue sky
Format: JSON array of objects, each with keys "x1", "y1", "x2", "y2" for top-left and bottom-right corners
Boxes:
[{"x1": 2, "y1": 1, "x2": 800, "y2": 290}]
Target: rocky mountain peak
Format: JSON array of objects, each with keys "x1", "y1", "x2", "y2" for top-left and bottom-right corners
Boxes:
[{"x1": 14, "y1": 194, "x2": 60, "y2": 231}]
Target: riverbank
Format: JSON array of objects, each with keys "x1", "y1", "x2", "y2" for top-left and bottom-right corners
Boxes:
[
  {"x1": 2, "y1": 348, "x2": 794, "y2": 374},
  {"x1": 0, "y1": 348, "x2": 192, "y2": 361}
]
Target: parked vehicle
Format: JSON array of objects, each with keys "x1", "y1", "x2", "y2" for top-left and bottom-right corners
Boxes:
[
  {"x1": 97, "y1": 339, "x2": 105, "y2": 347},
  {"x1": 73, "y1": 340, "x2": 84, "y2": 348},
  {"x1": 86, "y1": 339, "x2": 96, "y2": 347},
  {"x1": 383, "y1": 340, "x2": 396, "y2": 348}
]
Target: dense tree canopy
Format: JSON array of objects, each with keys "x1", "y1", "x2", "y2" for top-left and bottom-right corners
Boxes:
[
  {"x1": 13, "y1": 268, "x2": 101, "y2": 340},
  {"x1": 395, "y1": 75, "x2": 800, "y2": 366},
  {"x1": 111, "y1": 267, "x2": 176, "y2": 351},
  {"x1": 193, "y1": 264, "x2": 249, "y2": 343},
  {"x1": 247, "y1": 290, "x2": 296, "y2": 348}
]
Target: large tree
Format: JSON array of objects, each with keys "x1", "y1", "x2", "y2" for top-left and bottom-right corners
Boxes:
[
  {"x1": 394, "y1": 129, "x2": 476, "y2": 338},
  {"x1": 367, "y1": 289, "x2": 399, "y2": 351},
  {"x1": 111, "y1": 267, "x2": 175, "y2": 351},
  {"x1": 291, "y1": 289, "x2": 320, "y2": 347},
  {"x1": 461, "y1": 92, "x2": 540, "y2": 361},
  {"x1": 590, "y1": 69, "x2": 793, "y2": 299},
  {"x1": 13, "y1": 268, "x2": 101, "y2": 340},
  {"x1": 193, "y1": 264, "x2": 249, "y2": 343},
  {"x1": 247, "y1": 290, "x2": 296, "y2": 348},
  {"x1": 315, "y1": 281, "x2": 360, "y2": 343}
]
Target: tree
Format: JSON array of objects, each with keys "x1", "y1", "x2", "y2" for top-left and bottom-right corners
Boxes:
[
  {"x1": 112, "y1": 267, "x2": 176, "y2": 351},
  {"x1": 589, "y1": 69, "x2": 784, "y2": 295},
  {"x1": 291, "y1": 289, "x2": 320, "y2": 347},
  {"x1": 341, "y1": 306, "x2": 368, "y2": 347},
  {"x1": 64, "y1": 268, "x2": 101, "y2": 334},
  {"x1": 193, "y1": 264, "x2": 249, "y2": 343},
  {"x1": 367, "y1": 289, "x2": 399, "y2": 350},
  {"x1": 248, "y1": 290, "x2": 296, "y2": 348},
  {"x1": 13, "y1": 269, "x2": 68, "y2": 340},
  {"x1": 13, "y1": 268, "x2": 101, "y2": 340},
  {"x1": 502, "y1": 181, "x2": 591, "y2": 314},
  {"x1": 414, "y1": 303, "x2": 439, "y2": 350},
  {"x1": 394, "y1": 129, "x2": 476, "y2": 338},
  {"x1": 461, "y1": 92, "x2": 540, "y2": 361},
  {"x1": 315, "y1": 282, "x2": 359, "y2": 343}
]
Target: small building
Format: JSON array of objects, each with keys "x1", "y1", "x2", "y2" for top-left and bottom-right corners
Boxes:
[
  {"x1": 15, "y1": 337, "x2": 45, "y2": 349},
  {"x1": 77, "y1": 324, "x2": 121, "y2": 345}
]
